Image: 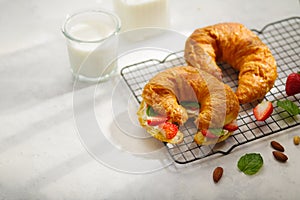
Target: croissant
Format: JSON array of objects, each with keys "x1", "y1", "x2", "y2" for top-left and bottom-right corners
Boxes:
[
  {"x1": 137, "y1": 66, "x2": 240, "y2": 145},
  {"x1": 184, "y1": 22, "x2": 277, "y2": 104}
]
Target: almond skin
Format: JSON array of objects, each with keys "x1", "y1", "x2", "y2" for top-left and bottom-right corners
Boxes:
[
  {"x1": 272, "y1": 151, "x2": 288, "y2": 162},
  {"x1": 270, "y1": 141, "x2": 285, "y2": 152},
  {"x1": 213, "y1": 167, "x2": 223, "y2": 183}
]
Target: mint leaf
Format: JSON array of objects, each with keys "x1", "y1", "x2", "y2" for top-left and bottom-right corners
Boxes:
[
  {"x1": 277, "y1": 100, "x2": 300, "y2": 116},
  {"x1": 146, "y1": 106, "x2": 159, "y2": 117},
  {"x1": 209, "y1": 128, "x2": 228, "y2": 136},
  {"x1": 180, "y1": 101, "x2": 200, "y2": 109},
  {"x1": 237, "y1": 153, "x2": 263, "y2": 175}
]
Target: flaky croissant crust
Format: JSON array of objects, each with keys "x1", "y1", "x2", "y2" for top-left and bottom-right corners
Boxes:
[
  {"x1": 141, "y1": 66, "x2": 240, "y2": 130},
  {"x1": 185, "y1": 22, "x2": 277, "y2": 104}
]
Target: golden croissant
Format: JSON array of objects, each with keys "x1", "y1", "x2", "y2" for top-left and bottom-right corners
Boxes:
[
  {"x1": 184, "y1": 22, "x2": 277, "y2": 104},
  {"x1": 137, "y1": 66, "x2": 240, "y2": 145}
]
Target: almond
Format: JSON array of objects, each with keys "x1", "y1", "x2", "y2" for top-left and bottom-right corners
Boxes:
[
  {"x1": 213, "y1": 167, "x2": 223, "y2": 183},
  {"x1": 272, "y1": 151, "x2": 288, "y2": 162},
  {"x1": 270, "y1": 140, "x2": 284, "y2": 152}
]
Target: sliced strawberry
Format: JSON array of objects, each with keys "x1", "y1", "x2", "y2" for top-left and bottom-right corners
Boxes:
[
  {"x1": 147, "y1": 116, "x2": 169, "y2": 126},
  {"x1": 160, "y1": 122, "x2": 178, "y2": 139},
  {"x1": 286, "y1": 72, "x2": 300, "y2": 96},
  {"x1": 253, "y1": 101, "x2": 274, "y2": 121},
  {"x1": 201, "y1": 129, "x2": 218, "y2": 139},
  {"x1": 223, "y1": 120, "x2": 238, "y2": 132}
]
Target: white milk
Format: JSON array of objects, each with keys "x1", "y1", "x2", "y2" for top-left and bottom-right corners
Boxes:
[
  {"x1": 66, "y1": 22, "x2": 118, "y2": 79},
  {"x1": 113, "y1": 0, "x2": 169, "y2": 31},
  {"x1": 62, "y1": 10, "x2": 120, "y2": 82}
]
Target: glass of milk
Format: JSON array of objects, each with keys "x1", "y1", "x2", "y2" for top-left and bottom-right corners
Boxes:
[
  {"x1": 113, "y1": 0, "x2": 169, "y2": 31},
  {"x1": 62, "y1": 10, "x2": 121, "y2": 82}
]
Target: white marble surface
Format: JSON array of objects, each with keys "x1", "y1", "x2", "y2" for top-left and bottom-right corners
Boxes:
[{"x1": 1, "y1": 0, "x2": 300, "y2": 199}]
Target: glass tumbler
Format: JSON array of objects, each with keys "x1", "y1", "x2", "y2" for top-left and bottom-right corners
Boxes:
[
  {"x1": 113, "y1": 0, "x2": 169, "y2": 31},
  {"x1": 62, "y1": 10, "x2": 121, "y2": 82}
]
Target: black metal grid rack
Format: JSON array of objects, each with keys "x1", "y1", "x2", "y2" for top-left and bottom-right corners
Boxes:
[{"x1": 120, "y1": 17, "x2": 300, "y2": 164}]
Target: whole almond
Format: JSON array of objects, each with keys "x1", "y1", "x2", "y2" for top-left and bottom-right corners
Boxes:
[
  {"x1": 272, "y1": 151, "x2": 288, "y2": 162},
  {"x1": 213, "y1": 167, "x2": 223, "y2": 183},
  {"x1": 270, "y1": 140, "x2": 285, "y2": 152}
]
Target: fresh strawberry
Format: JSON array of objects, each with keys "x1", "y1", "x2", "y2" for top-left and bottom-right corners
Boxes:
[
  {"x1": 286, "y1": 72, "x2": 300, "y2": 96},
  {"x1": 147, "y1": 116, "x2": 169, "y2": 126},
  {"x1": 160, "y1": 122, "x2": 178, "y2": 139},
  {"x1": 223, "y1": 120, "x2": 238, "y2": 132},
  {"x1": 201, "y1": 129, "x2": 218, "y2": 139},
  {"x1": 253, "y1": 101, "x2": 274, "y2": 121}
]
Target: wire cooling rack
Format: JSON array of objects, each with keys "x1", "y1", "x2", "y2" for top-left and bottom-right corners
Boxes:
[{"x1": 120, "y1": 17, "x2": 300, "y2": 164}]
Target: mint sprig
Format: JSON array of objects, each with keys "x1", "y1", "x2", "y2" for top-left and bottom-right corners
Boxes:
[
  {"x1": 237, "y1": 153, "x2": 263, "y2": 175},
  {"x1": 277, "y1": 100, "x2": 300, "y2": 116}
]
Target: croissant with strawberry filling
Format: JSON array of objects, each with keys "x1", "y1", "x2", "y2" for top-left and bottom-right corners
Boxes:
[{"x1": 137, "y1": 66, "x2": 240, "y2": 145}]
